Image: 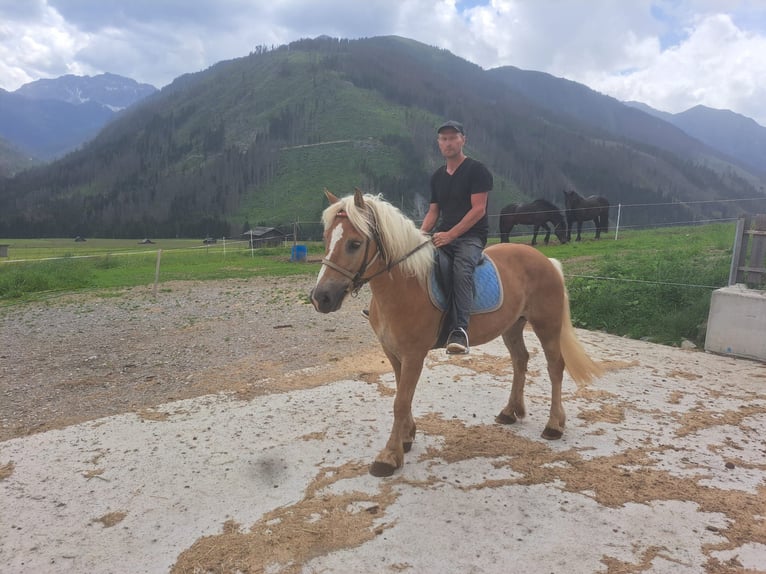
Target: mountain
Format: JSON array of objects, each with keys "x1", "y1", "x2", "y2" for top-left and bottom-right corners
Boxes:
[
  {"x1": 0, "y1": 74, "x2": 157, "y2": 160},
  {"x1": 625, "y1": 102, "x2": 766, "y2": 176},
  {"x1": 0, "y1": 36, "x2": 764, "y2": 239},
  {"x1": 0, "y1": 135, "x2": 38, "y2": 178},
  {"x1": 15, "y1": 73, "x2": 157, "y2": 110},
  {"x1": 486, "y1": 66, "x2": 764, "y2": 178}
]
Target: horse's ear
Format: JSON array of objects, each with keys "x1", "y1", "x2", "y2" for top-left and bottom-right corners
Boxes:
[
  {"x1": 353, "y1": 187, "x2": 366, "y2": 209},
  {"x1": 325, "y1": 188, "x2": 340, "y2": 204}
]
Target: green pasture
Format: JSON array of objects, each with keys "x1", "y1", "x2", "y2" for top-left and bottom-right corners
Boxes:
[
  {"x1": 0, "y1": 222, "x2": 738, "y2": 347},
  {"x1": 0, "y1": 238, "x2": 326, "y2": 299}
]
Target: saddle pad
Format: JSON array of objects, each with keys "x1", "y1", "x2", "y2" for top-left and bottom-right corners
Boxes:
[{"x1": 428, "y1": 254, "x2": 503, "y2": 314}]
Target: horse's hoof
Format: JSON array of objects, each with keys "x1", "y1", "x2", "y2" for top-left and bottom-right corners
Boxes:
[
  {"x1": 369, "y1": 461, "x2": 397, "y2": 477},
  {"x1": 403, "y1": 441, "x2": 412, "y2": 453},
  {"x1": 541, "y1": 427, "x2": 563, "y2": 440},
  {"x1": 495, "y1": 412, "x2": 517, "y2": 425}
]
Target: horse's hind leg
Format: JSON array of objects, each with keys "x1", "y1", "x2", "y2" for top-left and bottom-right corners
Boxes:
[
  {"x1": 530, "y1": 323, "x2": 566, "y2": 439},
  {"x1": 496, "y1": 318, "x2": 528, "y2": 425}
]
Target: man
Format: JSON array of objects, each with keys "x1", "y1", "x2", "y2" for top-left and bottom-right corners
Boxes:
[{"x1": 421, "y1": 120, "x2": 493, "y2": 354}]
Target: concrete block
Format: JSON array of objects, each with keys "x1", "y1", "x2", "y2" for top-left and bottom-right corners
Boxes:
[{"x1": 705, "y1": 284, "x2": 766, "y2": 362}]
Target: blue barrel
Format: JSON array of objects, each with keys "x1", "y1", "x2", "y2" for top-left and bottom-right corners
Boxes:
[{"x1": 291, "y1": 245, "x2": 307, "y2": 262}]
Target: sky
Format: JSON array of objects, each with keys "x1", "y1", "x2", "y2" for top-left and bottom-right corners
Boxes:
[{"x1": 1, "y1": 0, "x2": 765, "y2": 127}]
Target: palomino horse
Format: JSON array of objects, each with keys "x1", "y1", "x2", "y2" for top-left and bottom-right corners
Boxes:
[
  {"x1": 499, "y1": 198, "x2": 568, "y2": 245},
  {"x1": 311, "y1": 189, "x2": 602, "y2": 477},
  {"x1": 562, "y1": 189, "x2": 610, "y2": 241}
]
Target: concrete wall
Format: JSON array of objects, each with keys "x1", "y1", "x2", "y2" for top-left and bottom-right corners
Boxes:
[{"x1": 705, "y1": 284, "x2": 766, "y2": 362}]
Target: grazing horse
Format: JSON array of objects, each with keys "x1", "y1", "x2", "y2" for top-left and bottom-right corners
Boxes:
[
  {"x1": 311, "y1": 189, "x2": 602, "y2": 477},
  {"x1": 562, "y1": 189, "x2": 610, "y2": 241},
  {"x1": 499, "y1": 199, "x2": 568, "y2": 245}
]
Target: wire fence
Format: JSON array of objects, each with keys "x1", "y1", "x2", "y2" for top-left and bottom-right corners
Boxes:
[
  {"x1": 283, "y1": 196, "x2": 766, "y2": 243},
  {"x1": 2, "y1": 197, "x2": 764, "y2": 294}
]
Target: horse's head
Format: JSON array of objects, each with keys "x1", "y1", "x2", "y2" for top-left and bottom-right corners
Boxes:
[
  {"x1": 311, "y1": 189, "x2": 434, "y2": 313},
  {"x1": 553, "y1": 220, "x2": 569, "y2": 244},
  {"x1": 562, "y1": 189, "x2": 575, "y2": 210},
  {"x1": 310, "y1": 188, "x2": 382, "y2": 313}
]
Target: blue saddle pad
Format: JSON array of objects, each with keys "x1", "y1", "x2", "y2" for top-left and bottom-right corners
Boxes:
[{"x1": 428, "y1": 254, "x2": 503, "y2": 314}]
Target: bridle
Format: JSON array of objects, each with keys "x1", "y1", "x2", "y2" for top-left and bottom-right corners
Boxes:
[{"x1": 320, "y1": 209, "x2": 431, "y2": 296}]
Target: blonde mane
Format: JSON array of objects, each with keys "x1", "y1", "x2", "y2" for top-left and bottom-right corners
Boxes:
[{"x1": 322, "y1": 193, "x2": 435, "y2": 285}]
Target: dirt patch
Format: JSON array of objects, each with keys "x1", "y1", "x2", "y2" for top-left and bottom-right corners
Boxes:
[
  {"x1": 4, "y1": 276, "x2": 766, "y2": 573},
  {"x1": 0, "y1": 276, "x2": 376, "y2": 441},
  {"x1": 94, "y1": 511, "x2": 127, "y2": 528},
  {"x1": 173, "y1": 462, "x2": 397, "y2": 574},
  {"x1": 0, "y1": 461, "x2": 13, "y2": 480}
]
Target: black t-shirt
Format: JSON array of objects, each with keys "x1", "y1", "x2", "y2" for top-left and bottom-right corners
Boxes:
[{"x1": 429, "y1": 157, "x2": 493, "y2": 241}]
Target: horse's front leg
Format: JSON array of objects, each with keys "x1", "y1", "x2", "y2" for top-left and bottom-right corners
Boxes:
[
  {"x1": 542, "y1": 223, "x2": 552, "y2": 245},
  {"x1": 531, "y1": 225, "x2": 539, "y2": 245},
  {"x1": 576, "y1": 221, "x2": 583, "y2": 241},
  {"x1": 370, "y1": 353, "x2": 425, "y2": 477}
]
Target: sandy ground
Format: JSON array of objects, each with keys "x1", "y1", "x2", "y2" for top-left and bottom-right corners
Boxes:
[{"x1": 1, "y1": 279, "x2": 766, "y2": 573}]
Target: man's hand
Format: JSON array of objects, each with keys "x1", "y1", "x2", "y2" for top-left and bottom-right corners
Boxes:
[{"x1": 432, "y1": 231, "x2": 454, "y2": 247}]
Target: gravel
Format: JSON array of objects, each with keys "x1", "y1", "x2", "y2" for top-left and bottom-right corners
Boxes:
[{"x1": 0, "y1": 276, "x2": 375, "y2": 441}]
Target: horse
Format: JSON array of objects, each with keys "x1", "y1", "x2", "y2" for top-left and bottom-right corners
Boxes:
[
  {"x1": 562, "y1": 189, "x2": 610, "y2": 241},
  {"x1": 499, "y1": 199, "x2": 568, "y2": 245},
  {"x1": 310, "y1": 189, "x2": 603, "y2": 477}
]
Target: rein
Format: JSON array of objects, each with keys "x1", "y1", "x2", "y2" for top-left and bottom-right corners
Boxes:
[{"x1": 321, "y1": 210, "x2": 432, "y2": 295}]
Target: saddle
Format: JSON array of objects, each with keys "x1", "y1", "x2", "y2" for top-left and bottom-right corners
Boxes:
[{"x1": 428, "y1": 251, "x2": 503, "y2": 348}]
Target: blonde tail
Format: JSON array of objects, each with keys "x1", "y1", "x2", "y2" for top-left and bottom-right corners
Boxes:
[{"x1": 549, "y1": 258, "x2": 604, "y2": 385}]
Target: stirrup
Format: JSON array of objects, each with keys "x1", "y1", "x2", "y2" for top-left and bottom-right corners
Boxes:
[{"x1": 446, "y1": 328, "x2": 469, "y2": 355}]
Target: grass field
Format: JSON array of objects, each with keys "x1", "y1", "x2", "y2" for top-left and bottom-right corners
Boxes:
[
  {"x1": 0, "y1": 222, "x2": 737, "y2": 347},
  {"x1": 0, "y1": 238, "x2": 326, "y2": 297}
]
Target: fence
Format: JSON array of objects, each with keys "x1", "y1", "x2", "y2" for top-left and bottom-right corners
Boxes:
[{"x1": 728, "y1": 214, "x2": 766, "y2": 289}]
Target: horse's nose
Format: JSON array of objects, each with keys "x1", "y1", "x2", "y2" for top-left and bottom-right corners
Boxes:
[
  {"x1": 311, "y1": 283, "x2": 345, "y2": 313},
  {"x1": 309, "y1": 288, "x2": 319, "y2": 311}
]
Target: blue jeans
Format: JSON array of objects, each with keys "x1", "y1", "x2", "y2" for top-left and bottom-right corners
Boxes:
[{"x1": 439, "y1": 235, "x2": 485, "y2": 331}]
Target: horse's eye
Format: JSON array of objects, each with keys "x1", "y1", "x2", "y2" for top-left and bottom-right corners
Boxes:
[{"x1": 348, "y1": 240, "x2": 363, "y2": 250}]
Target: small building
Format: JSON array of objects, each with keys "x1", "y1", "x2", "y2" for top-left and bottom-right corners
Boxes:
[{"x1": 242, "y1": 227, "x2": 286, "y2": 248}]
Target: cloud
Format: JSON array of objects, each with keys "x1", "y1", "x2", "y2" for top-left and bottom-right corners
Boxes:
[
  {"x1": 0, "y1": 2, "x2": 93, "y2": 87},
  {"x1": 0, "y1": 0, "x2": 764, "y2": 126},
  {"x1": 583, "y1": 12, "x2": 766, "y2": 123}
]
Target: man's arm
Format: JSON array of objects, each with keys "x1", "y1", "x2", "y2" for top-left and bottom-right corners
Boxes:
[
  {"x1": 433, "y1": 192, "x2": 488, "y2": 246},
  {"x1": 420, "y1": 203, "x2": 440, "y2": 234}
]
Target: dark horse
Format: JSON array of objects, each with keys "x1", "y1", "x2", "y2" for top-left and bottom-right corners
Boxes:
[
  {"x1": 499, "y1": 199, "x2": 568, "y2": 245},
  {"x1": 562, "y1": 189, "x2": 610, "y2": 241}
]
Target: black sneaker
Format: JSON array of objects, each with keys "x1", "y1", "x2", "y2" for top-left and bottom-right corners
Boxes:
[{"x1": 446, "y1": 328, "x2": 469, "y2": 354}]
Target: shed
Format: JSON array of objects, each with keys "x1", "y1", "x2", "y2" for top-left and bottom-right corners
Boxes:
[{"x1": 242, "y1": 227, "x2": 286, "y2": 248}]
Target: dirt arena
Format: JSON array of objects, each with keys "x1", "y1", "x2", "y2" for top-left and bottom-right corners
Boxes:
[{"x1": 1, "y1": 277, "x2": 765, "y2": 573}]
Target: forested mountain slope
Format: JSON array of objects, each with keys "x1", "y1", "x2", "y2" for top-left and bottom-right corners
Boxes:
[{"x1": 1, "y1": 36, "x2": 763, "y2": 238}]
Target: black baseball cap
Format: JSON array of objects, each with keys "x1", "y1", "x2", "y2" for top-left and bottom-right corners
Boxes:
[{"x1": 437, "y1": 120, "x2": 464, "y2": 135}]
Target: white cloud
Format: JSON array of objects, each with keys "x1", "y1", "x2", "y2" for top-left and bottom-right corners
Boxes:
[
  {"x1": 583, "y1": 12, "x2": 766, "y2": 123},
  {"x1": 0, "y1": 0, "x2": 764, "y2": 126},
  {"x1": 0, "y1": 3, "x2": 93, "y2": 86}
]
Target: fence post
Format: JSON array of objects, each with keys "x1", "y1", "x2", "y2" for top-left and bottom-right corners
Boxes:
[
  {"x1": 747, "y1": 214, "x2": 766, "y2": 287},
  {"x1": 728, "y1": 217, "x2": 746, "y2": 285},
  {"x1": 614, "y1": 203, "x2": 622, "y2": 240},
  {"x1": 153, "y1": 249, "x2": 162, "y2": 297}
]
